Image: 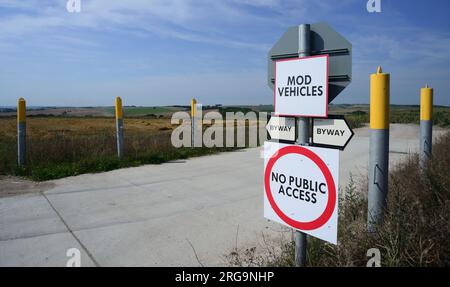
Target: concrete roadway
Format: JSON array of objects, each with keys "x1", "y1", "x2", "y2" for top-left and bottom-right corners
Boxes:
[{"x1": 0, "y1": 124, "x2": 446, "y2": 266}]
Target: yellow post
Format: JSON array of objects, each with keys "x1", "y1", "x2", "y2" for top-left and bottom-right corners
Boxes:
[
  {"x1": 115, "y1": 96, "x2": 123, "y2": 120},
  {"x1": 420, "y1": 84, "x2": 433, "y2": 170},
  {"x1": 368, "y1": 66, "x2": 390, "y2": 233},
  {"x1": 191, "y1": 98, "x2": 197, "y2": 118},
  {"x1": 17, "y1": 98, "x2": 26, "y2": 124},
  {"x1": 115, "y1": 97, "x2": 124, "y2": 158},
  {"x1": 17, "y1": 98, "x2": 26, "y2": 166},
  {"x1": 370, "y1": 66, "x2": 390, "y2": 130},
  {"x1": 420, "y1": 84, "x2": 433, "y2": 121}
]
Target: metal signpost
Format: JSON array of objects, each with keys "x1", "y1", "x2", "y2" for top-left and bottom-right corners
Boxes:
[
  {"x1": 266, "y1": 22, "x2": 352, "y2": 266},
  {"x1": 312, "y1": 116, "x2": 354, "y2": 150}
]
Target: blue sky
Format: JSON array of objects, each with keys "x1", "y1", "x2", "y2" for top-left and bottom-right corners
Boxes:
[{"x1": 0, "y1": 0, "x2": 449, "y2": 106}]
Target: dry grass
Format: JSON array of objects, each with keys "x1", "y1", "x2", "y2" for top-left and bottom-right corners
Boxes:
[
  {"x1": 0, "y1": 117, "x2": 172, "y2": 138},
  {"x1": 0, "y1": 117, "x2": 239, "y2": 181}
]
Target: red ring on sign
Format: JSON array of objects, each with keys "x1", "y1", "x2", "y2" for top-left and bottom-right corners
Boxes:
[{"x1": 264, "y1": 145, "x2": 336, "y2": 230}]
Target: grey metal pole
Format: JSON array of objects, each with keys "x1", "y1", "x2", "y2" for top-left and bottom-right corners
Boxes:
[
  {"x1": 17, "y1": 98, "x2": 26, "y2": 167},
  {"x1": 18, "y1": 123, "x2": 26, "y2": 166},
  {"x1": 420, "y1": 121, "x2": 432, "y2": 169},
  {"x1": 116, "y1": 118, "x2": 124, "y2": 158},
  {"x1": 294, "y1": 23, "x2": 311, "y2": 267},
  {"x1": 115, "y1": 97, "x2": 124, "y2": 158},
  {"x1": 367, "y1": 67, "x2": 390, "y2": 234},
  {"x1": 192, "y1": 116, "x2": 195, "y2": 148},
  {"x1": 419, "y1": 85, "x2": 433, "y2": 171},
  {"x1": 193, "y1": 103, "x2": 203, "y2": 148}
]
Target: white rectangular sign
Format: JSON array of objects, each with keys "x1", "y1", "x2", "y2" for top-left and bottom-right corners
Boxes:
[
  {"x1": 274, "y1": 55, "x2": 328, "y2": 117},
  {"x1": 266, "y1": 116, "x2": 296, "y2": 141},
  {"x1": 263, "y1": 141, "x2": 339, "y2": 244},
  {"x1": 312, "y1": 117, "x2": 354, "y2": 150}
]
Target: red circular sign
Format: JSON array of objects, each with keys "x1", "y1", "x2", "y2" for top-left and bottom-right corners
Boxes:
[{"x1": 264, "y1": 145, "x2": 336, "y2": 230}]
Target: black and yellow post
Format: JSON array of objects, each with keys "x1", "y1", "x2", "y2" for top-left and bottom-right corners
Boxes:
[
  {"x1": 420, "y1": 85, "x2": 433, "y2": 170},
  {"x1": 115, "y1": 97, "x2": 124, "y2": 158},
  {"x1": 17, "y1": 98, "x2": 26, "y2": 167},
  {"x1": 368, "y1": 66, "x2": 390, "y2": 233}
]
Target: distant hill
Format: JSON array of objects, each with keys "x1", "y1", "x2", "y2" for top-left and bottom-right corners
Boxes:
[{"x1": 0, "y1": 108, "x2": 15, "y2": 113}]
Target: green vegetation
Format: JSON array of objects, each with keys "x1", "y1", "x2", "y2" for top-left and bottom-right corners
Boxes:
[
  {"x1": 249, "y1": 105, "x2": 274, "y2": 113},
  {"x1": 228, "y1": 132, "x2": 450, "y2": 267},
  {"x1": 389, "y1": 106, "x2": 450, "y2": 127},
  {"x1": 344, "y1": 110, "x2": 369, "y2": 129},
  {"x1": 103, "y1": 106, "x2": 180, "y2": 117},
  {"x1": 20, "y1": 147, "x2": 235, "y2": 182},
  {"x1": 0, "y1": 131, "x2": 238, "y2": 181},
  {"x1": 342, "y1": 107, "x2": 450, "y2": 129},
  {"x1": 218, "y1": 106, "x2": 256, "y2": 117}
]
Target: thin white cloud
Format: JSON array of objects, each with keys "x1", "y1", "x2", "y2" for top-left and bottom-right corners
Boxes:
[
  {"x1": 351, "y1": 27, "x2": 450, "y2": 68},
  {"x1": 0, "y1": 0, "x2": 306, "y2": 51}
]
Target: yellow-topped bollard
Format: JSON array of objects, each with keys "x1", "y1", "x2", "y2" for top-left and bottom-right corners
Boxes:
[
  {"x1": 17, "y1": 98, "x2": 26, "y2": 123},
  {"x1": 115, "y1": 97, "x2": 124, "y2": 158},
  {"x1": 17, "y1": 98, "x2": 27, "y2": 166},
  {"x1": 420, "y1": 85, "x2": 433, "y2": 170},
  {"x1": 191, "y1": 98, "x2": 197, "y2": 148},
  {"x1": 370, "y1": 66, "x2": 390, "y2": 129},
  {"x1": 368, "y1": 66, "x2": 390, "y2": 233},
  {"x1": 115, "y1": 96, "x2": 123, "y2": 120},
  {"x1": 420, "y1": 85, "x2": 433, "y2": 121},
  {"x1": 191, "y1": 98, "x2": 197, "y2": 118}
]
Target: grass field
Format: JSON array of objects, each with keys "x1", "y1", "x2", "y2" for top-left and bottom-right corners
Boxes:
[
  {"x1": 102, "y1": 106, "x2": 184, "y2": 117},
  {"x1": 0, "y1": 115, "x2": 265, "y2": 181},
  {"x1": 0, "y1": 117, "x2": 173, "y2": 138},
  {"x1": 0, "y1": 117, "x2": 237, "y2": 181}
]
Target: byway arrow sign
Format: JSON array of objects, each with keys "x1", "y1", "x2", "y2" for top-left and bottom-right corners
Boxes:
[
  {"x1": 266, "y1": 116, "x2": 296, "y2": 142},
  {"x1": 312, "y1": 116, "x2": 354, "y2": 150}
]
